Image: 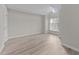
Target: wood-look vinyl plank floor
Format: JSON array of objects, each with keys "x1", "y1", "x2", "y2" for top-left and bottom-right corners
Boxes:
[{"x1": 1, "y1": 34, "x2": 68, "y2": 55}]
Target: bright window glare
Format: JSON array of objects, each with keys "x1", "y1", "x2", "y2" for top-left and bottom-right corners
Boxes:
[
  {"x1": 50, "y1": 18, "x2": 58, "y2": 23},
  {"x1": 50, "y1": 18, "x2": 53, "y2": 23},
  {"x1": 50, "y1": 7, "x2": 56, "y2": 13},
  {"x1": 52, "y1": 8, "x2": 56, "y2": 13},
  {"x1": 49, "y1": 18, "x2": 59, "y2": 32}
]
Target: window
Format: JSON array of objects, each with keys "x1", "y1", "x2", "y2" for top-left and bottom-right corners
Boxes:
[{"x1": 49, "y1": 18, "x2": 59, "y2": 32}]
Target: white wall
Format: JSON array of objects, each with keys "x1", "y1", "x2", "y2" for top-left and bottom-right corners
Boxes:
[
  {"x1": 59, "y1": 5, "x2": 79, "y2": 51},
  {"x1": 8, "y1": 9, "x2": 45, "y2": 38},
  {"x1": 44, "y1": 14, "x2": 49, "y2": 33},
  {"x1": 0, "y1": 5, "x2": 8, "y2": 52}
]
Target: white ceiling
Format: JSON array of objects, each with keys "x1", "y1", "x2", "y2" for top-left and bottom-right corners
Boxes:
[{"x1": 6, "y1": 4, "x2": 61, "y2": 15}]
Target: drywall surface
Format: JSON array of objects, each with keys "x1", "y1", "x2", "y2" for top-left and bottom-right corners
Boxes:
[
  {"x1": 0, "y1": 5, "x2": 8, "y2": 52},
  {"x1": 59, "y1": 5, "x2": 79, "y2": 51},
  {"x1": 8, "y1": 9, "x2": 45, "y2": 38}
]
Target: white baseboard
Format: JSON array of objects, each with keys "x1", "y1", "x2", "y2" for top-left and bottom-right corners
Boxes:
[
  {"x1": 8, "y1": 33, "x2": 42, "y2": 39},
  {"x1": 63, "y1": 43, "x2": 79, "y2": 52},
  {"x1": 0, "y1": 44, "x2": 5, "y2": 53}
]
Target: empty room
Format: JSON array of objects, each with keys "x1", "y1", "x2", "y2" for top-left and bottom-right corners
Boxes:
[{"x1": 0, "y1": 4, "x2": 79, "y2": 55}]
